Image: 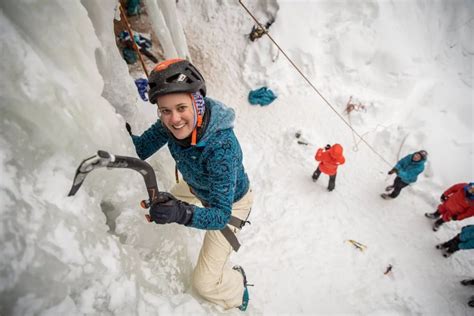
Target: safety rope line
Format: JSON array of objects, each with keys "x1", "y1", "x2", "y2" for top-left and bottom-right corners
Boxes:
[
  {"x1": 238, "y1": 0, "x2": 393, "y2": 167},
  {"x1": 347, "y1": 112, "x2": 359, "y2": 152},
  {"x1": 119, "y1": 4, "x2": 149, "y2": 78}
]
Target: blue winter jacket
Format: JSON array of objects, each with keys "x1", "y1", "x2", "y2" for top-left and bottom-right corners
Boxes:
[
  {"x1": 394, "y1": 154, "x2": 426, "y2": 184},
  {"x1": 130, "y1": 97, "x2": 250, "y2": 230},
  {"x1": 459, "y1": 225, "x2": 474, "y2": 250}
]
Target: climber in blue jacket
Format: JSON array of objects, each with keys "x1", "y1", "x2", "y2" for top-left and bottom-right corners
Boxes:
[
  {"x1": 126, "y1": 59, "x2": 252, "y2": 311},
  {"x1": 381, "y1": 150, "x2": 427, "y2": 199}
]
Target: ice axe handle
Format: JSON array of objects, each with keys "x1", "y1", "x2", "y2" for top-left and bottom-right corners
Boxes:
[
  {"x1": 140, "y1": 199, "x2": 153, "y2": 222},
  {"x1": 140, "y1": 199, "x2": 151, "y2": 208}
]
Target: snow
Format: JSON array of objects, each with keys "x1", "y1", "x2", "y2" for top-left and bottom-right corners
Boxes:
[{"x1": 0, "y1": 0, "x2": 473, "y2": 315}]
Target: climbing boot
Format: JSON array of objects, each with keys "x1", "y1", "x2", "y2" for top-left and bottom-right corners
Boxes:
[
  {"x1": 461, "y1": 279, "x2": 474, "y2": 286},
  {"x1": 432, "y1": 218, "x2": 444, "y2": 232},
  {"x1": 312, "y1": 170, "x2": 320, "y2": 182},
  {"x1": 233, "y1": 266, "x2": 252, "y2": 311},
  {"x1": 425, "y1": 210, "x2": 440, "y2": 219}
]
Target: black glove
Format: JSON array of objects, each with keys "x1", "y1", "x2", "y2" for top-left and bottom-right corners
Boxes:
[
  {"x1": 388, "y1": 168, "x2": 397, "y2": 175},
  {"x1": 440, "y1": 194, "x2": 447, "y2": 202},
  {"x1": 325, "y1": 144, "x2": 331, "y2": 150},
  {"x1": 125, "y1": 122, "x2": 133, "y2": 136},
  {"x1": 149, "y1": 192, "x2": 194, "y2": 226}
]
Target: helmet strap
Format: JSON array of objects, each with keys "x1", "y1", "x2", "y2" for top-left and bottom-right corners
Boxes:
[{"x1": 190, "y1": 93, "x2": 203, "y2": 145}]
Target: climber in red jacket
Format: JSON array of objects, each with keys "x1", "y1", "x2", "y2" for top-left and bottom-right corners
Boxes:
[
  {"x1": 312, "y1": 143, "x2": 345, "y2": 191},
  {"x1": 425, "y1": 182, "x2": 474, "y2": 231}
]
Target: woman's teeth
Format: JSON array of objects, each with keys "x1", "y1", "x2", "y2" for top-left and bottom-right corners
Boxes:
[{"x1": 173, "y1": 123, "x2": 186, "y2": 129}]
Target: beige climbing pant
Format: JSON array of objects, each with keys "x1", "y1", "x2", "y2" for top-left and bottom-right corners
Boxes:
[{"x1": 170, "y1": 181, "x2": 253, "y2": 309}]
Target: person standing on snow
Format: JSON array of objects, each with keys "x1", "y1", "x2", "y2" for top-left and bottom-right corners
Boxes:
[
  {"x1": 425, "y1": 182, "x2": 474, "y2": 231},
  {"x1": 312, "y1": 144, "x2": 345, "y2": 191},
  {"x1": 126, "y1": 59, "x2": 253, "y2": 311},
  {"x1": 435, "y1": 225, "x2": 474, "y2": 257},
  {"x1": 381, "y1": 150, "x2": 427, "y2": 199}
]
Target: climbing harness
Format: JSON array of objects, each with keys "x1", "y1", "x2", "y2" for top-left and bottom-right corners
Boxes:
[
  {"x1": 199, "y1": 190, "x2": 252, "y2": 252},
  {"x1": 222, "y1": 215, "x2": 251, "y2": 252}
]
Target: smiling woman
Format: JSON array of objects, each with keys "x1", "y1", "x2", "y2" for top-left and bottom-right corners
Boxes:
[
  {"x1": 126, "y1": 59, "x2": 253, "y2": 311},
  {"x1": 156, "y1": 93, "x2": 195, "y2": 140}
]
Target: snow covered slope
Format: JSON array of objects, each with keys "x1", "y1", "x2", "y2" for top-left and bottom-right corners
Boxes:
[
  {"x1": 179, "y1": 0, "x2": 474, "y2": 314},
  {"x1": 0, "y1": 0, "x2": 473, "y2": 315}
]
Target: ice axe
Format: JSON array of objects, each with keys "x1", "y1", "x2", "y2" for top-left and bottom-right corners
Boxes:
[
  {"x1": 346, "y1": 239, "x2": 367, "y2": 252},
  {"x1": 67, "y1": 150, "x2": 158, "y2": 222}
]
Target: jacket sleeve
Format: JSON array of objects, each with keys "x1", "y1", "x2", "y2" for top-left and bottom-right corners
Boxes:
[
  {"x1": 456, "y1": 205, "x2": 474, "y2": 221},
  {"x1": 416, "y1": 163, "x2": 425, "y2": 175},
  {"x1": 443, "y1": 183, "x2": 466, "y2": 197},
  {"x1": 338, "y1": 156, "x2": 346, "y2": 165},
  {"x1": 408, "y1": 163, "x2": 425, "y2": 178},
  {"x1": 315, "y1": 148, "x2": 323, "y2": 162},
  {"x1": 395, "y1": 154, "x2": 410, "y2": 171},
  {"x1": 459, "y1": 239, "x2": 474, "y2": 250},
  {"x1": 459, "y1": 225, "x2": 474, "y2": 250},
  {"x1": 130, "y1": 121, "x2": 169, "y2": 160},
  {"x1": 460, "y1": 225, "x2": 474, "y2": 239},
  {"x1": 189, "y1": 131, "x2": 240, "y2": 230}
]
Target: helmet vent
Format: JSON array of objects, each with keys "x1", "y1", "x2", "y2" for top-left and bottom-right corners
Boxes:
[
  {"x1": 187, "y1": 68, "x2": 201, "y2": 81},
  {"x1": 165, "y1": 74, "x2": 181, "y2": 83}
]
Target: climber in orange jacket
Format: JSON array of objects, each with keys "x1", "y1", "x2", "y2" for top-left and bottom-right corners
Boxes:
[{"x1": 312, "y1": 144, "x2": 346, "y2": 191}]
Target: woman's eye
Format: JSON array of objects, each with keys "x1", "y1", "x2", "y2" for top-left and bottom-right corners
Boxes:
[
  {"x1": 178, "y1": 106, "x2": 187, "y2": 112},
  {"x1": 160, "y1": 109, "x2": 171, "y2": 115}
]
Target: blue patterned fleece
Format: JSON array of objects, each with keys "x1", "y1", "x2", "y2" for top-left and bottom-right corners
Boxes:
[
  {"x1": 394, "y1": 154, "x2": 426, "y2": 184},
  {"x1": 130, "y1": 97, "x2": 250, "y2": 230},
  {"x1": 459, "y1": 225, "x2": 474, "y2": 250}
]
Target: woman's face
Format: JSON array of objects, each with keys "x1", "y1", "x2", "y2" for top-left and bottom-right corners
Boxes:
[
  {"x1": 157, "y1": 93, "x2": 195, "y2": 139},
  {"x1": 412, "y1": 153, "x2": 422, "y2": 161}
]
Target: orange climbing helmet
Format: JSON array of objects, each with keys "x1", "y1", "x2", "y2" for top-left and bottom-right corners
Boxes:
[{"x1": 148, "y1": 59, "x2": 206, "y2": 104}]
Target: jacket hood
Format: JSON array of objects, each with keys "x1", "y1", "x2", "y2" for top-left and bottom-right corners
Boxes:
[
  {"x1": 465, "y1": 182, "x2": 474, "y2": 200},
  {"x1": 329, "y1": 144, "x2": 343, "y2": 159},
  {"x1": 197, "y1": 97, "x2": 235, "y2": 145}
]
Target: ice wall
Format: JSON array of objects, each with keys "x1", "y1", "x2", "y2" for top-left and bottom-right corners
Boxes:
[
  {"x1": 0, "y1": 1, "x2": 197, "y2": 314},
  {"x1": 145, "y1": 0, "x2": 191, "y2": 60}
]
